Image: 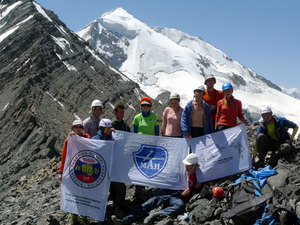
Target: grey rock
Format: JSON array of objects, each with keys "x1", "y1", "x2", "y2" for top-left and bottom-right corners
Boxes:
[{"x1": 268, "y1": 169, "x2": 288, "y2": 188}]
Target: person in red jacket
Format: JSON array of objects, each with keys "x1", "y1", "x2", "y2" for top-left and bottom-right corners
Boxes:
[
  {"x1": 58, "y1": 119, "x2": 91, "y2": 225},
  {"x1": 215, "y1": 83, "x2": 249, "y2": 131},
  {"x1": 111, "y1": 153, "x2": 202, "y2": 225}
]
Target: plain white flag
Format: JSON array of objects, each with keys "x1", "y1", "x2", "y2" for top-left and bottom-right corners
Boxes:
[
  {"x1": 191, "y1": 124, "x2": 252, "y2": 182},
  {"x1": 60, "y1": 135, "x2": 114, "y2": 221},
  {"x1": 111, "y1": 131, "x2": 189, "y2": 190}
]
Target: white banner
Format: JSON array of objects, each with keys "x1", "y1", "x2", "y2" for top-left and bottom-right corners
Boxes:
[
  {"x1": 60, "y1": 126, "x2": 251, "y2": 219},
  {"x1": 111, "y1": 131, "x2": 189, "y2": 190},
  {"x1": 60, "y1": 135, "x2": 114, "y2": 221},
  {"x1": 191, "y1": 124, "x2": 252, "y2": 182}
]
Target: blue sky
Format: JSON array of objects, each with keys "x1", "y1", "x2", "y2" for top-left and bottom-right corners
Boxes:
[{"x1": 35, "y1": 0, "x2": 300, "y2": 89}]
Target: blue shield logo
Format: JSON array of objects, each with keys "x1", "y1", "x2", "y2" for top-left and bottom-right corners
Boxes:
[{"x1": 133, "y1": 144, "x2": 168, "y2": 178}]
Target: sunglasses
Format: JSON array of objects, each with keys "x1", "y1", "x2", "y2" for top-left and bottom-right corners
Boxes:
[
  {"x1": 141, "y1": 104, "x2": 151, "y2": 107},
  {"x1": 261, "y1": 114, "x2": 271, "y2": 118},
  {"x1": 73, "y1": 125, "x2": 84, "y2": 129}
]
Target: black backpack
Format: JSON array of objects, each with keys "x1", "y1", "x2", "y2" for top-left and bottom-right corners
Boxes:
[{"x1": 221, "y1": 176, "x2": 273, "y2": 225}]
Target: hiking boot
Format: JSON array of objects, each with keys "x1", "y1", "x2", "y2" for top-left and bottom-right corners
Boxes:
[
  {"x1": 268, "y1": 153, "x2": 278, "y2": 167},
  {"x1": 144, "y1": 213, "x2": 170, "y2": 225},
  {"x1": 111, "y1": 215, "x2": 124, "y2": 225},
  {"x1": 81, "y1": 216, "x2": 89, "y2": 225},
  {"x1": 253, "y1": 160, "x2": 264, "y2": 170},
  {"x1": 68, "y1": 214, "x2": 79, "y2": 225},
  {"x1": 114, "y1": 208, "x2": 126, "y2": 219}
]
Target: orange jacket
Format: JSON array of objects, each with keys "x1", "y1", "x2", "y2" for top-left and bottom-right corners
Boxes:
[
  {"x1": 58, "y1": 133, "x2": 90, "y2": 174},
  {"x1": 203, "y1": 89, "x2": 224, "y2": 120}
]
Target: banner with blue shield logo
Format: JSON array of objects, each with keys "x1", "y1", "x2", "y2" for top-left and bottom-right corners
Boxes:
[
  {"x1": 111, "y1": 131, "x2": 189, "y2": 190},
  {"x1": 60, "y1": 135, "x2": 114, "y2": 221},
  {"x1": 191, "y1": 124, "x2": 251, "y2": 182}
]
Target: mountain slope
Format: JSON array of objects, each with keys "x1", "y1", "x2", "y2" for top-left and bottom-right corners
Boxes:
[
  {"x1": 78, "y1": 8, "x2": 300, "y2": 127},
  {"x1": 0, "y1": 1, "x2": 163, "y2": 224}
]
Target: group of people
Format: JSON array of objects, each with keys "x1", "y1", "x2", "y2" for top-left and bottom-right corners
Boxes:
[{"x1": 58, "y1": 74, "x2": 299, "y2": 225}]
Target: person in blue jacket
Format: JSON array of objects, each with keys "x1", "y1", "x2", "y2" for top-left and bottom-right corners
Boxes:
[
  {"x1": 253, "y1": 107, "x2": 299, "y2": 168},
  {"x1": 92, "y1": 118, "x2": 113, "y2": 140},
  {"x1": 181, "y1": 85, "x2": 213, "y2": 139}
]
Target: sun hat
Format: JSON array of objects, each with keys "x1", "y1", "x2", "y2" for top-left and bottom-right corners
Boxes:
[{"x1": 183, "y1": 153, "x2": 199, "y2": 166}]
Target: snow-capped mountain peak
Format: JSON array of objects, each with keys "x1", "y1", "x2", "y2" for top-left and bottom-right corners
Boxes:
[{"x1": 77, "y1": 7, "x2": 300, "y2": 129}]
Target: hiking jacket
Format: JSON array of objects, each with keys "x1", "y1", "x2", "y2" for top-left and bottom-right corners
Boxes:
[
  {"x1": 133, "y1": 111, "x2": 160, "y2": 136},
  {"x1": 257, "y1": 116, "x2": 297, "y2": 143},
  {"x1": 92, "y1": 131, "x2": 112, "y2": 140},
  {"x1": 112, "y1": 119, "x2": 131, "y2": 132},
  {"x1": 216, "y1": 98, "x2": 245, "y2": 127},
  {"x1": 203, "y1": 89, "x2": 224, "y2": 121},
  {"x1": 181, "y1": 100, "x2": 213, "y2": 137},
  {"x1": 83, "y1": 115, "x2": 100, "y2": 137}
]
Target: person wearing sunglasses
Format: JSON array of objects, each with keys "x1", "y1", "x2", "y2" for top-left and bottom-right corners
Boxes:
[
  {"x1": 253, "y1": 107, "x2": 299, "y2": 169},
  {"x1": 132, "y1": 97, "x2": 160, "y2": 136},
  {"x1": 58, "y1": 120, "x2": 91, "y2": 225},
  {"x1": 92, "y1": 118, "x2": 114, "y2": 140},
  {"x1": 132, "y1": 97, "x2": 160, "y2": 202}
]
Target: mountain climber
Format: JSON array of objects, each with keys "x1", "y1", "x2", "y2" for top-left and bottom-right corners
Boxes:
[
  {"x1": 92, "y1": 118, "x2": 127, "y2": 220},
  {"x1": 83, "y1": 99, "x2": 103, "y2": 137},
  {"x1": 112, "y1": 104, "x2": 131, "y2": 132},
  {"x1": 111, "y1": 153, "x2": 202, "y2": 225},
  {"x1": 215, "y1": 82, "x2": 249, "y2": 131},
  {"x1": 132, "y1": 97, "x2": 160, "y2": 136},
  {"x1": 132, "y1": 97, "x2": 160, "y2": 201},
  {"x1": 111, "y1": 104, "x2": 131, "y2": 218},
  {"x1": 161, "y1": 93, "x2": 183, "y2": 137},
  {"x1": 92, "y1": 118, "x2": 114, "y2": 140},
  {"x1": 203, "y1": 74, "x2": 224, "y2": 131},
  {"x1": 253, "y1": 107, "x2": 299, "y2": 168},
  {"x1": 181, "y1": 85, "x2": 214, "y2": 139},
  {"x1": 58, "y1": 120, "x2": 90, "y2": 225}
]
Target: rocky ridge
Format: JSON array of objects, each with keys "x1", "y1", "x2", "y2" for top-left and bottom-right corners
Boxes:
[{"x1": 0, "y1": 0, "x2": 163, "y2": 224}]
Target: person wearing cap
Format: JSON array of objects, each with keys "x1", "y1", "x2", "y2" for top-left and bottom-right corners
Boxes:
[
  {"x1": 132, "y1": 97, "x2": 160, "y2": 136},
  {"x1": 253, "y1": 107, "x2": 299, "y2": 168},
  {"x1": 181, "y1": 85, "x2": 213, "y2": 139},
  {"x1": 111, "y1": 153, "x2": 201, "y2": 225},
  {"x1": 132, "y1": 97, "x2": 160, "y2": 201},
  {"x1": 161, "y1": 93, "x2": 183, "y2": 137},
  {"x1": 83, "y1": 99, "x2": 103, "y2": 137},
  {"x1": 58, "y1": 120, "x2": 90, "y2": 225},
  {"x1": 215, "y1": 82, "x2": 249, "y2": 131},
  {"x1": 203, "y1": 74, "x2": 224, "y2": 131}
]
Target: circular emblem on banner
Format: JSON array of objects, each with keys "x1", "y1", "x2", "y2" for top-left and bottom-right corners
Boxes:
[{"x1": 69, "y1": 150, "x2": 106, "y2": 188}]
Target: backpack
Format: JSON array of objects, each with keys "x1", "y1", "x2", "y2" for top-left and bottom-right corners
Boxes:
[
  {"x1": 254, "y1": 203, "x2": 299, "y2": 225},
  {"x1": 221, "y1": 176, "x2": 273, "y2": 225}
]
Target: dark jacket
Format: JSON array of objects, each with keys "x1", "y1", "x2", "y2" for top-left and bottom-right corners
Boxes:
[
  {"x1": 257, "y1": 116, "x2": 297, "y2": 143},
  {"x1": 92, "y1": 130, "x2": 112, "y2": 140},
  {"x1": 112, "y1": 119, "x2": 131, "y2": 132},
  {"x1": 181, "y1": 100, "x2": 213, "y2": 137}
]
